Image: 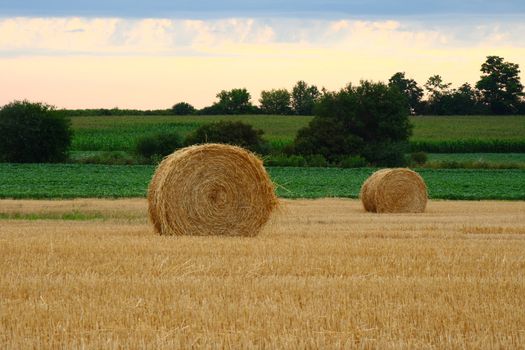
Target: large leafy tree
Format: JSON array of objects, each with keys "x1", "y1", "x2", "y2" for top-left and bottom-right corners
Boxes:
[
  {"x1": 424, "y1": 75, "x2": 452, "y2": 100},
  {"x1": 423, "y1": 75, "x2": 453, "y2": 115},
  {"x1": 291, "y1": 81, "x2": 320, "y2": 115},
  {"x1": 447, "y1": 83, "x2": 484, "y2": 115},
  {"x1": 184, "y1": 121, "x2": 268, "y2": 154},
  {"x1": 215, "y1": 88, "x2": 254, "y2": 114},
  {"x1": 476, "y1": 56, "x2": 524, "y2": 114},
  {"x1": 293, "y1": 81, "x2": 412, "y2": 166},
  {"x1": 259, "y1": 89, "x2": 292, "y2": 115},
  {"x1": 388, "y1": 72, "x2": 424, "y2": 114}
]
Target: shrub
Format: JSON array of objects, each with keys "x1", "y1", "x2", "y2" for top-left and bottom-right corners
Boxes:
[
  {"x1": 423, "y1": 160, "x2": 524, "y2": 170},
  {"x1": 171, "y1": 102, "x2": 196, "y2": 115},
  {"x1": 410, "y1": 151, "x2": 428, "y2": 165},
  {"x1": 268, "y1": 140, "x2": 290, "y2": 155},
  {"x1": 76, "y1": 151, "x2": 137, "y2": 165},
  {"x1": 265, "y1": 154, "x2": 307, "y2": 167},
  {"x1": 135, "y1": 132, "x2": 182, "y2": 161},
  {"x1": 293, "y1": 81, "x2": 411, "y2": 166},
  {"x1": 518, "y1": 100, "x2": 525, "y2": 114},
  {"x1": 306, "y1": 154, "x2": 328, "y2": 167},
  {"x1": 339, "y1": 155, "x2": 368, "y2": 168},
  {"x1": 409, "y1": 140, "x2": 525, "y2": 153},
  {"x1": 0, "y1": 100, "x2": 72, "y2": 163},
  {"x1": 198, "y1": 104, "x2": 226, "y2": 115},
  {"x1": 184, "y1": 121, "x2": 269, "y2": 154},
  {"x1": 362, "y1": 141, "x2": 409, "y2": 167}
]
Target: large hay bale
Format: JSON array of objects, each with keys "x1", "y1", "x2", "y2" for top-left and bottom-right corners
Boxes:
[
  {"x1": 147, "y1": 144, "x2": 278, "y2": 236},
  {"x1": 147, "y1": 155, "x2": 171, "y2": 235},
  {"x1": 359, "y1": 168, "x2": 391, "y2": 212},
  {"x1": 360, "y1": 168, "x2": 427, "y2": 213}
]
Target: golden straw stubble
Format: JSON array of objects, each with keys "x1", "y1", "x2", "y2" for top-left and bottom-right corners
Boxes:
[
  {"x1": 148, "y1": 144, "x2": 278, "y2": 236},
  {"x1": 360, "y1": 168, "x2": 428, "y2": 213}
]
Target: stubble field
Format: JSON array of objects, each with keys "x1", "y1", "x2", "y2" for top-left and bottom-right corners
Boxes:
[{"x1": 1, "y1": 198, "x2": 524, "y2": 348}]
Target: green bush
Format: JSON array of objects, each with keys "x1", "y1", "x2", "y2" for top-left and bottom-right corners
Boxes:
[
  {"x1": 76, "y1": 151, "x2": 137, "y2": 165},
  {"x1": 362, "y1": 141, "x2": 409, "y2": 167},
  {"x1": 184, "y1": 121, "x2": 269, "y2": 154},
  {"x1": 0, "y1": 100, "x2": 72, "y2": 163},
  {"x1": 423, "y1": 160, "x2": 524, "y2": 170},
  {"x1": 293, "y1": 81, "x2": 411, "y2": 166},
  {"x1": 339, "y1": 155, "x2": 368, "y2": 168},
  {"x1": 410, "y1": 140, "x2": 525, "y2": 153},
  {"x1": 265, "y1": 154, "x2": 307, "y2": 167},
  {"x1": 135, "y1": 132, "x2": 182, "y2": 161},
  {"x1": 410, "y1": 151, "x2": 428, "y2": 165},
  {"x1": 171, "y1": 102, "x2": 196, "y2": 115},
  {"x1": 306, "y1": 154, "x2": 328, "y2": 167}
]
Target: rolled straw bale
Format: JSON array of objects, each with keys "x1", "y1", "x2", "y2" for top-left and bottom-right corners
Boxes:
[
  {"x1": 360, "y1": 168, "x2": 427, "y2": 213},
  {"x1": 147, "y1": 144, "x2": 278, "y2": 236},
  {"x1": 147, "y1": 155, "x2": 171, "y2": 235},
  {"x1": 359, "y1": 168, "x2": 391, "y2": 212}
]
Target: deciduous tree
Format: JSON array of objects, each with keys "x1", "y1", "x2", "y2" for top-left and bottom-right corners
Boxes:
[
  {"x1": 293, "y1": 81, "x2": 411, "y2": 166},
  {"x1": 388, "y1": 72, "x2": 424, "y2": 114},
  {"x1": 291, "y1": 81, "x2": 320, "y2": 115},
  {"x1": 259, "y1": 89, "x2": 292, "y2": 115},
  {"x1": 476, "y1": 55, "x2": 524, "y2": 114}
]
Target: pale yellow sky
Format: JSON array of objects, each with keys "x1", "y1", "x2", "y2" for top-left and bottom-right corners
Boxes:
[{"x1": 1, "y1": 17, "x2": 524, "y2": 109}]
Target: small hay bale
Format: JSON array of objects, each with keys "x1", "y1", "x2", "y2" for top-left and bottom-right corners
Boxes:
[
  {"x1": 360, "y1": 168, "x2": 427, "y2": 213},
  {"x1": 147, "y1": 144, "x2": 278, "y2": 236}
]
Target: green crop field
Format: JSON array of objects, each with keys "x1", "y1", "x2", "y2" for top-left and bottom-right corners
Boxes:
[
  {"x1": 410, "y1": 115, "x2": 525, "y2": 141},
  {"x1": 0, "y1": 164, "x2": 523, "y2": 200},
  {"x1": 70, "y1": 115, "x2": 525, "y2": 152},
  {"x1": 71, "y1": 115, "x2": 310, "y2": 151}
]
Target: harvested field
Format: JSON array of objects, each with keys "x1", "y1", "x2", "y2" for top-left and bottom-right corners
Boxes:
[{"x1": 1, "y1": 199, "x2": 524, "y2": 348}]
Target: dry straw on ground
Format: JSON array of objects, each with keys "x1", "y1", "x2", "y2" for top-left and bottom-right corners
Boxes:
[
  {"x1": 2, "y1": 199, "x2": 525, "y2": 348},
  {"x1": 147, "y1": 143, "x2": 278, "y2": 236},
  {"x1": 360, "y1": 168, "x2": 428, "y2": 213}
]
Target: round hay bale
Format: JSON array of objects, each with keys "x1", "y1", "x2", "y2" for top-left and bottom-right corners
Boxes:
[
  {"x1": 360, "y1": 168, "x2": 427, "y2": 213},
  {"x1": 147, "y1": 155, "x2": 171, "y2": 235},
  {"x1": 359, "y1": 168, "x2": 391, "y2": 212},
  {"x1": 148, "y1": 143, "x2": 278, "y2": 236}
]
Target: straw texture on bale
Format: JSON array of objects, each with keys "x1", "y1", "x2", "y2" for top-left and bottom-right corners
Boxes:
[
  {"x1": 360, "y1": 168, "x2": 428, "y2": 213},
  {"x1": 147, "y1": 144, "x2": 278, "y2": 236},
  {"x1": 147, "y1": 156, "x2": 171, "y2": 235}
]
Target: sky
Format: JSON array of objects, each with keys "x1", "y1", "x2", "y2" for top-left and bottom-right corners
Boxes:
[{"x1": 0, "y1": 1, "x2": 524, "y2": 109}]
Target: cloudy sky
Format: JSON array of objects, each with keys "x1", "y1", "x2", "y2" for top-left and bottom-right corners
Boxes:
[{"x1": 1, "y1": 0, "x2": 524, "y2": 109}]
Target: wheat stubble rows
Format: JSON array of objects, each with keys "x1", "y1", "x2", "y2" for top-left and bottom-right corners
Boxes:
[{"x1": 1, "y1": 199, "x2": 524, "y2": 348}]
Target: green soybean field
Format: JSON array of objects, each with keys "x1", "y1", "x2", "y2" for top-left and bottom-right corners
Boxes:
[{"x1": 1, "y1": 164, "x2": 523, "y2": 200}]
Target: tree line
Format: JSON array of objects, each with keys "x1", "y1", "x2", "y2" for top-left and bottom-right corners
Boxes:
[
  {"x1": 64, "y1": 55, "x2": 524, "y2": 117},
  {"x1": 3, "y1": 56, "x2": 524, "y2": 165},
  {"x1": 390, "y1": 56, "x2": 524, "y2": 115}
]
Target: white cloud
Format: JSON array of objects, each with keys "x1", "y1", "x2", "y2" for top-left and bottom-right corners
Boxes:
[
  {"x1": 0, "y1": 16, "x2": 524, "y2": 108},
  {"x1": 1, "y1": 17, "x2": 523, "y2": 57},
  {"x1": 0, "y1": 17, "x2": 120, "y2": 53}
]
